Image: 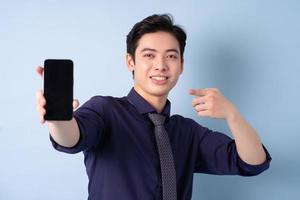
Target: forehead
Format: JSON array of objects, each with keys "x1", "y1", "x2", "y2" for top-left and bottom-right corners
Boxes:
[{"x1": 136, "y1": 31, "x2": 180, "y2": 52}]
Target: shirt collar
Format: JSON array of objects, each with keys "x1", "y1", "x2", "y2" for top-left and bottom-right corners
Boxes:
[{"x1": 127, "y1": 87, "x2": 171, "y2": 117}]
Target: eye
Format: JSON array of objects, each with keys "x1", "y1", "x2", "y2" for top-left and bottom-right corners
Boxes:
[
  {"x1": 143, "y1": 53, "x2": 154, "y2": 58},
  {"x1": 167, "y1": 54, "x2": 178, "y2": 59}
]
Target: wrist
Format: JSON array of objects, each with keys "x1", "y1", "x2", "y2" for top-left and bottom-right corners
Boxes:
[{"x1": 225, "y1": 105, "x2": 240, "y2": 123}]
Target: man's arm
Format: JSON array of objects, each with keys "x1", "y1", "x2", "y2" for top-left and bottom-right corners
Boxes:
[
  {"x1": 190, "y1": 88, "x2": 266, "y2": 165},
  {"x1": 224, "y1": 108, "x2": 266, "y2": 165},
  {"x1": 36, "y1": 66, "x2": 80, "y2": 148},
  {"x1": 47, "y1": 119, "x2": 80, "y2": 148}
]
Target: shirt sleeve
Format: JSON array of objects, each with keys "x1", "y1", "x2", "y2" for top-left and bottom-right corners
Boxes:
[
  {"x1": 193, "y1": 123, "x2": 271, "y2": 176},
  {"x1": 50, "y1": 96, "x2": 107, "y2": 154}
]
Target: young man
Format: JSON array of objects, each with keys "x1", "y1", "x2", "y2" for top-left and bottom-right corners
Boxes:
[{"x1": 36, "y1": 14, "x2": 271, "y2": 200}]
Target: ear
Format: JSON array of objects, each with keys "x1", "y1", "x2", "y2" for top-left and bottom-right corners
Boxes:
[{"x1": 126, "y1": 53, "x2": 135, "y2": 72}]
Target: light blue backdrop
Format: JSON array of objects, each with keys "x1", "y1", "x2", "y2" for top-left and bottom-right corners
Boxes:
[{"x1": 0, "y1": 0, "x2": 299, "y2": 199}]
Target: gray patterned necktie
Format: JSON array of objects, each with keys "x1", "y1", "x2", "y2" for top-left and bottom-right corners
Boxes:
[{"x1": 148, "y1": 113, "x2": 177, "y2": 200}]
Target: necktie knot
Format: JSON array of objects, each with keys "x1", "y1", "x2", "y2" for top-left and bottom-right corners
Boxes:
[{"x1": 148, "y1": 113, "x2": 166, "y2": 126}]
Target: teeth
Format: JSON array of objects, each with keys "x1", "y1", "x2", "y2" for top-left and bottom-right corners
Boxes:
[{"x1": 151, "y1": 76, "x2": 167, "y2": 80}]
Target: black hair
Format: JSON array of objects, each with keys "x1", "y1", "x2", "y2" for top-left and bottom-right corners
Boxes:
[{"x1": 126, "y1": 14, "x2": 187, "y2": 63}]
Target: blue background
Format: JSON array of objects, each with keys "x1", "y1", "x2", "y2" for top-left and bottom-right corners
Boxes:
[{"x1": 0, "y1": 0, "x2": 299, "y2": 199}]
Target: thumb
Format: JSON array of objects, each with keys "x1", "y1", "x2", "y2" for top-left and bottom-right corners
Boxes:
[{"x1": 36, "y1": 66, "x2": 44, "y2": 77}]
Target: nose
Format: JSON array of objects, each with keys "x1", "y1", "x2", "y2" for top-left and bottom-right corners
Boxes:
[{"x1": 154, "y1": 56, "x2": 168, "y2": 71}]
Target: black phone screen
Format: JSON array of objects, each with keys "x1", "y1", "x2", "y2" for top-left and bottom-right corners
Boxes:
[{"x1": 44, "y1": 59, "x2": 73, "y2": 120}]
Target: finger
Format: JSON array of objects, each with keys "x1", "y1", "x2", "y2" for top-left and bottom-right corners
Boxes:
[
  {"x1": 195, "y1": 104, "x2": 208, "y2": 112},
  {"x1": 73, "y1": 99, "x2": 80, "y2": 109},
  {"x1": 40, "y1": 108, "x2": 46, "y2": 117},
  {"x1": 36, "y1": 90, "x2": 46, "y2": 106},
  {"x1": 197, "y1": 110, "x2": 211, "y2": 117},
  {"x1": 36, "y1": 90, "x2": 42, "y2": 101},
  {"x1": 36, "y1": 66, "x2": 44, "y2": 77},
  {"x1": 40, "y1": 115, "x2": 46, "y2": 124},
  {"x1": 38, "y1": 95, "x2": 46, "y2": 106},
  {"x1": 35, "y1": 90, "x2": 42, "y2": 100},
  {"x1": 189, "y1": 89, "x2": 207, "y2": 97},
  {"x1": 36, "y1": 106, "x2": 46, "y2": 124},
  {"x1": 192, "y1": 97, "x2": 206, "y2": 107},
  {"x1": 36, "y1": 105, "x2": 46, "y2": 115},
  {"x1": 206, "y1": 88, "x2": 219, "y2": 92}
]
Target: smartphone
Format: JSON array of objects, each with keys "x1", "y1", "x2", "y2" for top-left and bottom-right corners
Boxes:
[{"x1": 44, "y1": 59, "x2": 73, "y2": 120}]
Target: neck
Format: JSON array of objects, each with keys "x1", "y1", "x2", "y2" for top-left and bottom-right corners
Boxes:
[
  {"x1": 134, "y1": 86, "x2": 167, "y2": 113},
  {"x1": 148, "y1": 96, "x2": 167, "y2": 113}
]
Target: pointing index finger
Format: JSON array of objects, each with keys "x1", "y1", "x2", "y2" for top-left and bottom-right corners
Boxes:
[{"x1": 189, "y1": 89, "x2": 207, "y2": 97}]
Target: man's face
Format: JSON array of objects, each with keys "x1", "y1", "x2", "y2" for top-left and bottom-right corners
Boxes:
[{"x1": 126, "y1": 31, "x2": 184, "y2": 100}]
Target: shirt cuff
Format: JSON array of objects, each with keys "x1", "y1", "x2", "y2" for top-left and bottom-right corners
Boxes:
[{"x1": 237, "y1": 145, "x2": 272, "y2": 176}]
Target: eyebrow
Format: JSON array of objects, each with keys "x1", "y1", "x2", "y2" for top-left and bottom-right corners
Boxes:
[{"x1": 140, "y1": 48, "x2": 179, "y2": 54}]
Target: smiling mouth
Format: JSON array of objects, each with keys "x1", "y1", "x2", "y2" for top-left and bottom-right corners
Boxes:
[{"x1": 150, "y1": 76, "x2": 169, "y2": 80}]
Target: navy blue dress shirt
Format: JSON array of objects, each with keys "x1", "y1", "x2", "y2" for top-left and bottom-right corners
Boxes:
[{"x1": 50, "y1": 88, "x2": 271, "y2": 200}]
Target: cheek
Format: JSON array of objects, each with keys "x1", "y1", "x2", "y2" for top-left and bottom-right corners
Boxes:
[
  {"x1": 171, "y1": 64, "x2": 183, "y2": 75},
  {"x1": 135, "y1": 61, "x2": 152, "y2": 74}
]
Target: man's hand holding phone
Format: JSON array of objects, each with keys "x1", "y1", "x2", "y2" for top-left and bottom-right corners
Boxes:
[
  {"x1": 35, "y1": 65, "x2": 79, "y2": 124},
  {"x1": 35, "y1": 60, "x2": 81, "y2": 148}
]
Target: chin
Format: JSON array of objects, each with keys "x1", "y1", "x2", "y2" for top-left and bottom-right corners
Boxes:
[
  {"x1": 148, "y1": 86, "x2": 172, "y2": 97},
  {"x1": 134, "y1": 81, "x2": 176, "y2": 98}
]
